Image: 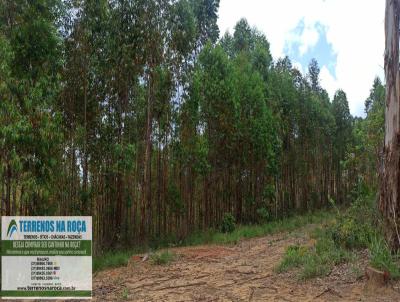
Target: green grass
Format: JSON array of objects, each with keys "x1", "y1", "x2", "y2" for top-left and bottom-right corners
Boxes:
[
  {"x1": 369, "y1": 236, "x2": 400, "y2": 279},
  {"x1": 93, "y1": 209, "x2": 334, "y2": 273},
  {"x1": 150, "y1": 250, "x2": 176, "y2": 265},
  {"x1": 276, "y1": 245, "x2": 309, "y2": 273},
  {"x1": 277, "y1": 197, "x2": 371, "y2": 280},
  {"x1": 93, "y1": 249, "x2": 141, "y2": 272},
  {"x1": 121, "y1": 288, "x2": 129, "y2": 300},
  {"x1": 277, "y1": 192, "x2": 400, "y2": 280},
  {"x1": 276, "y1": 229, "x2": 354, "y2": 279},
  {"x1": 183, "y1": 210, "x2": 334, "y2": 246}
]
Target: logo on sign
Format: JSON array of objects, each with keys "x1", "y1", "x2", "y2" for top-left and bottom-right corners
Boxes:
[{"x1": 6, "y1": 219, "x2": 17, "y2": 239}]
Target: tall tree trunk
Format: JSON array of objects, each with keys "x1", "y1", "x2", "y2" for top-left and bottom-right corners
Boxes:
[
  {"x1": 82, "y1": 75, "x2": 88, "y2": 213},
  {"x1": 5, "y1": 164, "x2": 11, "y2": 215},
  {"x1": 380, "y1": 0, "x2": 400, "y2": 249},
  {"x1": 142, "y1": 71, "x2": 153, "y2": 240},
  {"x1": 157, "y1": 128, "x2": 161, "y2": 237}
]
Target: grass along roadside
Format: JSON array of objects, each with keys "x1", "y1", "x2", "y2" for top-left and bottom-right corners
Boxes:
[
  {"x1": 277, "y1": 192, "x2": 400, "y2": 280},
  {"x1": 93, "y1": 249, "x2": 142, "y2": 273},
  {"x1": 150, "y1": 250, "x2": 176, "y2": 265},
  {"x1": 182, "y1": 210, "x2": 334, "y2": 246},
  {"x1": 93, "y1": 209, "x2": 335, "y2": 273},
  {"x1": 276, "y1": 227, "x2": 355, "y2": 279}
]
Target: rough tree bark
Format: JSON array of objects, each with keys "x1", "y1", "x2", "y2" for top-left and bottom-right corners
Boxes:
[{"x1": 380, "y1": 0, "x2": 400, "y2": 249}]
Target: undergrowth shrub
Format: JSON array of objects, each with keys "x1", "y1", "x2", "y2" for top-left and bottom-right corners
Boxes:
[
  {"x1": 150, "y1": 250, "x2": 176, "y2": 265},
  {"x1": 93, "y1": 250, "x2": 134, "y2": 272},
  {"x1": 369, "y1": 236, "x2": 400, "y2": 279},
  {"x1": 276, "y1": 229, "x2": 353, "y2": 279},
  {"x1": 276, "y1": 245, "x2": 308, "y2": 273},
  {"x1": 220, "y1": 213, "x2": 236, "y2": 233},
  {"x1": 277, "y1": 188, "x2": 384, "y2": 279},
  {"x1": 256, "y1": 207, "x2": 270, "y2": 223},
  {"x1": 329, "y1": 193, "x2": 379, "y2": 249}
]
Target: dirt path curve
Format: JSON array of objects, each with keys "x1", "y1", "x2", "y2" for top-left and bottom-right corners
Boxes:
[{"x1": 93, "y1": 226, "x2": 400, "y2": 301}]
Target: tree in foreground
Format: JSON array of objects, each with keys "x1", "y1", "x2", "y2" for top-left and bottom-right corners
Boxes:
[{"x1": 380, "y1": 0, "x2": 400, "y2": 249}]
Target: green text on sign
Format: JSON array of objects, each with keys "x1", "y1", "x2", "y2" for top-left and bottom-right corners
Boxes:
[{"x1": 1, "y1": 240, "x2": 92, "y2": 256}]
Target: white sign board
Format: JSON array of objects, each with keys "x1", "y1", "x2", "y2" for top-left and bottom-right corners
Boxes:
[{"x1": 1, "y1": 216, "x2": 92, "y2": 299}]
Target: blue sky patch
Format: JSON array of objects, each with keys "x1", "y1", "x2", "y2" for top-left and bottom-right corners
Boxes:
[{"x1": 284, "y1": 19, "x2": 337, "y2": 79}]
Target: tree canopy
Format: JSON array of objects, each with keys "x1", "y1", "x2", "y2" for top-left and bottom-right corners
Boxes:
[{"x1": 0, "y1": 1, "x2": 384, "y2": 252}]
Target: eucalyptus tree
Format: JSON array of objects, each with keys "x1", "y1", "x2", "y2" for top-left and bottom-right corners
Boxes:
[
  {"x1": 332, "y1": 89, "x2": 352, "y2": 203},
  {"x1": 380, "y1": 0, "x2": 400, "y2": 249},
  {"x1": 349, "y1": 78, "x2": 384, "y2": 194},
  {"x1": 364, "y1": 78, "x2": 385, "y2": 182},
  {"x1": 308, "y1": 58, "x2": 321, "y2": 93},
  {"x1": 0, "y1": 0, "x2": 371, "y2": 252},
  {"x1": 189, "y1": 43, "x2": 238, "y2": 226},
  {"x1": 232, "y1": 53, "x2": 278, "y2": 222},
  {"x1": 190, "y1": 0, "x2": 220, "y2": 50},
  {"x1": 0, "y1": 0, "x2": 64, "y2": 216}
]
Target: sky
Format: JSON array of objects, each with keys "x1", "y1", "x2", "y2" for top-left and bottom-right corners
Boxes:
[{"x1": 218, "y1": 0, "x2": 385, "y2": 117}]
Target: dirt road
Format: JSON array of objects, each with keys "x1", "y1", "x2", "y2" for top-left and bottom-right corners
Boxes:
[{"x1": 93, "y1": 226, "x2": 400, "y2": 301}]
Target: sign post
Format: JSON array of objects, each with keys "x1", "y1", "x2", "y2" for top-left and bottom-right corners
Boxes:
[{"x1": 1, "y1": 216, "x2": 92, "y2": 299}]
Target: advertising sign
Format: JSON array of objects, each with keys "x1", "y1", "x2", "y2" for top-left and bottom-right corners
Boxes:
[{"x1": 1, "y1": 216, "x2": 92, "y2": 299}]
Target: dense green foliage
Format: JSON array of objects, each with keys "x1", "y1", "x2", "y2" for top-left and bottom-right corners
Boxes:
[
  {"x1": 220, "y1": 212, "x2": 236, "y2": 233},
  {"x1": 0, "y1": 1, "x2": 384, "y2": 255},
  {"x1": 277, "y1": 78, "x2": 387, "y2": 279}
]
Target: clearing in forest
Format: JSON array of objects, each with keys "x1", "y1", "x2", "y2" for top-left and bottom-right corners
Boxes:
[{"x1": 93, "y1": 225, "x2": 400, "y2": 301}]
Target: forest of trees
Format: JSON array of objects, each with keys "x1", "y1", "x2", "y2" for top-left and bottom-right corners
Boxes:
[{"x1": 0, "y1": 0, "x2": 384, "y2": 253}]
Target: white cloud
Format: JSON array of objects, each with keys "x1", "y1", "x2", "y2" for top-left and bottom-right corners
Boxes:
[
  {"x1": 218, "y1": 0, "x2": 385, "y2": 117},
  {"x1": 286, "y1": 21, "x2": 321, "y2": 56},
  {"x1": 292, "y1": 60, "x2": 305, "y2": 73},
  {"x1": 320, "y1": 66, "x2": 337, "y2": 98},
  {"x1": 298, "y1": 23, "x2": 320, "y2": 55}
]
